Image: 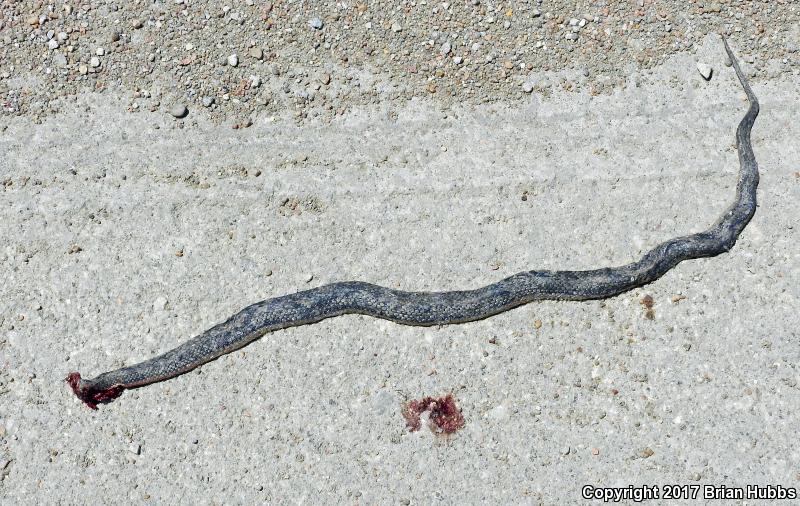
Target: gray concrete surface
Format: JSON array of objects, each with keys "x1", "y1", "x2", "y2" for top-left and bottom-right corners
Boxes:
[{"x1": 1, "y1": 42, "x2": 799, "y2": 504}]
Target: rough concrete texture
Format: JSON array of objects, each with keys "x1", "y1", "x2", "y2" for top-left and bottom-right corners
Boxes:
[{"x1": 1, "y1": 38, "x2": 799, "y2": 504}]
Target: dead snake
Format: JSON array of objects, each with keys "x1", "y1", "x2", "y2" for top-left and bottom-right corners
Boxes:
[{"x1": 68, "y1": 38, "x2": 760, "y2": 409}]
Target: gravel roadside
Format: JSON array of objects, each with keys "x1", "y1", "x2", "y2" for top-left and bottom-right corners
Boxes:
[{"x1": 1, "y1": 1, "x2": 798, "y2": 124}]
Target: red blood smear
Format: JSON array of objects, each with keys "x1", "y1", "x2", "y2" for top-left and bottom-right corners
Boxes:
[
  {"x1": 402, "y1": 394, "x2": 465, "y2": 434},
  {"x1": 66, "y1": 372, "x2": 124, "y2": 410}
]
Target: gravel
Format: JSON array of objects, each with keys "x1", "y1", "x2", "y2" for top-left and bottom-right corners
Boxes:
[{"x1": 0, "y1": 1, "x2": 792, "y2": 124}]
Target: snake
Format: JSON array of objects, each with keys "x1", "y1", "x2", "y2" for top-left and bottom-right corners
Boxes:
[{"x1": 67, "y1": 38, "x2": 760, "y2": 409}]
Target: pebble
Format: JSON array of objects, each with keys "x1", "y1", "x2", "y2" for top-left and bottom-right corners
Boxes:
[
  {"x1": 319, "y1": 72, "x2": 331, "y2": 85},
  {"x1": 249, "y1": 47, "x2": 263, "y2": 60},
  {"x1": 250, "y1": 75, "x2": 261, "y2": 88},
  {"x1": 305, "y1": 273, "x2": 314, "y2": 283},
  {"x1": 453, "y1": 56, "x2": 463, "y2": 64},
  {"x1": 170, "y1": 104, "x2": 188, "y2": 118},
  {"x1": 78, "y1": 64, "x2": 88, "y2": 75},
  {"x1": 227, "y1": 54, "x2": 239, "y2": 67},
  {"x1": 440, "y1": 41, "x2": 451, "y2": 55},
  {"x1": 202, "y1": 96, "x2": 215, "y2": 107},
  {"x1": 696, "y1": 62, "x2": 713, "y2": 81},
  {"x1": 309, "y1": 17, "x2": 323, "y2": 30},
  {"x1": 522, "y1": 82, "x2": 534, "y2": 93},
  {"x1": 89, "y1": 56, "x2": 101, "y2": 68},
  {"x1": 565, "y1": 32, "x2": 578, "y2": 41},
  {"x1": 723, "y1": 54, "x2": 733, "y2": 67},
  {"x1": 96, "y1": 48, "x2": 105, "y2": 56},
  {"x1": 153, "y1": 296, "x2": 168, "y2": 310},
  {"x1": 131, "y1": 19, "x2": 143, "y2": 29},
  {"x1": 128, "y1": 443, "x2": 141, "y2": 455},
  {"x1": 53, "y1": 53, "x2": 67, "y2": 67},
  {"x1": 391, "y1": 22, "x2": 402, "y2": 32},
  {"x1": 47, "y1": 39, "x2": 59, "y2": 50}
]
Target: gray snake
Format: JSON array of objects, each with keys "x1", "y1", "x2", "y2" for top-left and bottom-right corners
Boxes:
[{"x1": 68, "y1": 38, "x2": 760, "y2": 409}]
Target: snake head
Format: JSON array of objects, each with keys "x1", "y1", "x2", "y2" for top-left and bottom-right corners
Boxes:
[{"x1": 66, "y1": 372, "x2": 124, "y2": 410}]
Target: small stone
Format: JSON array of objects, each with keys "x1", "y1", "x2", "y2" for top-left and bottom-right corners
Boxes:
[
  {"x1": 53, "y1": 53, "x2": 67, "y2": 67},
  {"x1": 391, "y1": 22, "x2": 402, "y2": 32},
  {"x1": 131, "y1": 18, "x2": 143, "y2": 29},
  {"x1": 227, "y1": 54, "x2": 239, "y2": 67},
  {"x1": 153, "y1": 296, "x2": 168, "y2": 311},
  {"x1": 305, "y1": 274, "x2": 314, "y2": 283},
  {"x1": 440, "y1": 41, "x2": 451, "y2": 55},
  {"x1": 533, "y1": 319, "x2": 542, "y2": 329},
  {"x1": 89, "y1": 56, "x2": 100, "y2": 68},
  {"x1": 249, "y1": 47, "x2": 263, "y2": 60},
  {"x1": 522, "y1": 82, "x2": 534, "y2": 93},
  {"x1": 641, "y1": 447, "x2": 654, "y2": 458},
  {"x1": 128, "y1": 443, "x2": 141, "y2": 455},
  {"x1": 319, "y1": 72, "x2": 331, "y2": 85},
  {"x1": 250, "y1": 75, "x2": 261, "y2": 88},
  {"x1": 109, "y1": 31, "x2": 121, "y2": 42},
  {"x1": 565, "y1": 32, "x2": 578, "y2": 41},
  {"x1": 47, "y1": 39, "x2": 59, "y2": 50},
  {"x1": 170, "y1": 104, "x2": 188, "y2": 118},
  {"x1": 697, "y1": 62, "x2": 713, "y2": 81},
  {"x1": 689, "y1": 472, "x2": 701, "y2": 481},
  {"x1": 78, "y1": 64, "x2": 88, "y2": 75},
  {"x1": 96, "y1": 47, "x2": 104, "y2": 56},
  {"x1": 309, "y1": 17, "x2": 323, "y2": 29},
  {"x1": 452, "y1": 56, "x2": 463, "y2": 64},
  {"x1": 202, "y1": 96, "x2": 215, "y2": 107},
  {"x1": 723, "y1": 54, "x2": 732, "y2": 67},
  {"x1": 562, "y1": 446, "x2": 571, "y2": 455}
]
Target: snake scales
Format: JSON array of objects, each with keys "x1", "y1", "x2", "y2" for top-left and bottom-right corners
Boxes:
[{"x1": 68, "y1": 39, "x2": 760, "y2": 409}]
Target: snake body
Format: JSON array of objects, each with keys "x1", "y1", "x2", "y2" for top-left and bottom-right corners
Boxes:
[{"x1": 68, "y1": 39, "x2": 760, "y2": 409}]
